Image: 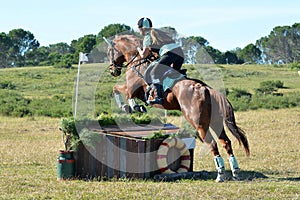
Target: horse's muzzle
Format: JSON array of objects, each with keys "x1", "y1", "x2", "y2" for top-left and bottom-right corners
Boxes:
[{"x1": 110, "y1": 68, "x2": 122, "y2": 77}]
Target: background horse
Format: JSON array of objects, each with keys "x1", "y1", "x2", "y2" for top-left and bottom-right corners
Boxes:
[{"x1": 106, "y1": 34, "x2": 250, "y2": 182}]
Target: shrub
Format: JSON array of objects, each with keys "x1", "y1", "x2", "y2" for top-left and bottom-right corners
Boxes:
[
  {"x1": 255, "y1": 80, "x2": 284, "y2": 95},
  {"x1": 53, "y1": 60, "x2": 72, "y2": 69},
  {"x1": 228, "y1": 88, "x2": 252, "y2": 99},
  {"x1": 0, "y1": 90, "x2": 32, "y2": 117},
  {"x1": 289, "y1": 61, "x2": 300, "y2": 70},
  {"x1": 0, "y1": 81, "x2": 16, "y2": 89}
]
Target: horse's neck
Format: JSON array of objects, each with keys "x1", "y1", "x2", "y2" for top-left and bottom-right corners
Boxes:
[{"x1": 124, "y1": 52, "x2": 136, "y2": 63}]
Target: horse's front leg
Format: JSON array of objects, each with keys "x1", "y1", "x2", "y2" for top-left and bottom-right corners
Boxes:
[
  {"x1": 113, "y1": 84, "x2": 132, "y2": 114},
  {"x1": 113, "y1": 85, "x2": 146, "y2": 113}
]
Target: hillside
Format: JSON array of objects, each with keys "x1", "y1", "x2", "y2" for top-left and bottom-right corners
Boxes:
[{"x1": 0, "y1": 64, "x2": 299, "y2": 117}]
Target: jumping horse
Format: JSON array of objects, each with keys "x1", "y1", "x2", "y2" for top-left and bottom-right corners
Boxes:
[{"x1": 105, "y1": 34, "x2": 250, "y2": 182}]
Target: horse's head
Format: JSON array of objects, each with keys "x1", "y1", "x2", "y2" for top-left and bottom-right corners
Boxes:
[
  {"x1": 104, "y1": 38, "x2": 126, "y2": 77},
  {"x1": 104, "y1": 35, "x2": 142, "y2": 77},
  {"x1": 108, "y1": 48, "x2": 125, "y2": 77}
]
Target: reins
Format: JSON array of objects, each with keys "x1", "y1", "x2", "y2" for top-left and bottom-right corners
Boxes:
[{"x1": 129, "y1": 57, "x2": 150, "y2": 80}]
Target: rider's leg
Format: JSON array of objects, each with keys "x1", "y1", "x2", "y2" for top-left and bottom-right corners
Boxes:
[
  {"x1": 169, "y1": 47, "x2": 184, "y2": 71},
  {"x1": 147, "y1": 78, "x2": 163, "y2": 105},
  {"x1": 148, "y1": 58, "x2": 170, "y2": 105}
]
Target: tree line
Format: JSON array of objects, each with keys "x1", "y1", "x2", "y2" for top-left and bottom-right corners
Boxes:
[{"x1": 0, "y1": 23, "x2": 299, "y2": 68}]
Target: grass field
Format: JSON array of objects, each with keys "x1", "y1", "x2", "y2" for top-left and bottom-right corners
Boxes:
[
  {"x1": 0, "y1": 108, "x2": 299, "y2": 199},
  {"x1": 0, "y1": 64, "x2": 299, "y2": 199}
]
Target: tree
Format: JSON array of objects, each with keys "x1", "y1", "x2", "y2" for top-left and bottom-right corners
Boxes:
[
  {"x1": 47, "y1": 52, "x2": 62, "y2": 65},
  {"x1": 49, "y1": 42, "x2": 74, "y2": 55},
  {"x1": 97, "y1": 23, "x2": 132, "y2": 43},
  {"x1": 71, "y1": 34, "x2": 97, "y2": 63},
  {"x1": 256, "y1": 23, "x2": 300, "y2": 64},
  {"x1": 203, "y1": 46, "x2": 225, "y2": 64},
  {"x1": 224, "y1": 51, "x2": 241, "y2": 64},
  {"x1": 0, "y1": 32, "x2": 12, "y2": 68},
  {"x1": 8, "y1": 29, "x2": 39, "y2": 67},
  {"x1": 188, "y1": 36, "x2": 209, "y2": 46},
  {"x1": 72, "y1": 34, "x2": 96, "y2": 53},
  {"x1": 239, "y1": 44, "x2": 262, "y2": 64},
  {"x1": 25, "y1": 46, "x2": 50, "y2": 66}
]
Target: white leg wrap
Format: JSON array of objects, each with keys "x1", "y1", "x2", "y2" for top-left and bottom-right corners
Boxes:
[
  {"x1": 228, "y1": 155, "x2": 240, "y2": 180},
  {"x1": 115, "y1": 93, "x2": 124, "y2": 108},
  {"x1": 214, "y1": 155, "x2": 225, "y2": 173},
  {"x1": 128, "y1": 98, "x2": 137, "y2": 109},
  {"x1": 214, "y1": 155, "x2": 226, "y2": 182}
]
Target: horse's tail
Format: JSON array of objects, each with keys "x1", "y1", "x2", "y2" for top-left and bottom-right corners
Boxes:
[
  {"x1": 210, "y1": 89, "x2": 250, "y2": 156},
  {"x1": 224, "y1": 99, "x2": 250, "y2": 156}
]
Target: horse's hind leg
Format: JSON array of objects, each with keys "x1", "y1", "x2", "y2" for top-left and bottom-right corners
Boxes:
[
  {"x1": 196, "y1": 127, "x2": 226, "y2": 182},
  {"x1": 218, "y1": 128, "x2": 240, "y2": 180}
]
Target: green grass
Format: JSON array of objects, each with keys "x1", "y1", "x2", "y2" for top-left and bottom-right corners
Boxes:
[
  {"x1": 0, "y1": 108, "x2": 299, "y2": 199},
  {"x1": 0, "y1": 64, "x2": 299, "y2": 199}
]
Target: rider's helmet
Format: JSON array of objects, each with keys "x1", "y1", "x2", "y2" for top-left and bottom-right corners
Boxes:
[{"x1": 137, "y1": 17, "x2": 152, "y2": 28}]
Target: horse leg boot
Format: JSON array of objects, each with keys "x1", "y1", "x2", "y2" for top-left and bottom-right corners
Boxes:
[
  {"x1": 147, "y1": 79, "x2": 163, "y2": 105},
  {"x1": 214, "y1": 155, "x2": 226, "y2": 182},
  {"x1": 128, "y1": 98, "x2": 147, "y2": 113},
  {"x1": 115, "y1": 92, "x2": 132, "y2": 113},
  {"x1": 228, "y1": 155, "x2": 240, "y2": 180}
]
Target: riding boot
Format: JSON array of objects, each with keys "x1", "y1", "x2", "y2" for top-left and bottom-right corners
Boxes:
[{"x1": 147, "y1": 79, "x2": 163, "y2": 105}]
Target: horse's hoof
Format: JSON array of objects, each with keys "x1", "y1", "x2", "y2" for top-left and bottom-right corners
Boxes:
[
  {"x1": 232, "y1": 176, "x2": 240, "y2": 181},
  {"x1": 122, "y1": 105, "x2": 132, "y2": 114},
  {"x1": 215, "y1": 173, "x2": 226, "y2": 183},
  {"x1": 231, "y1": 168, "x2": 240, "y2": 181},
  {"x1": 133, "y1": 105, "x2": 141, "y2": 112},
  {"x1": 215, "y1": 177, "x2": 225, "y2": 183},
  {"x1": 139, "y1": 105, "x2": 147, "y2": 113}
]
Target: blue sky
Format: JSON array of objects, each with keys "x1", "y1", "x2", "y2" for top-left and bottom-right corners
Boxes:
[{"x1": 1, "y1": 0, "x2": 299, "y2": 51}]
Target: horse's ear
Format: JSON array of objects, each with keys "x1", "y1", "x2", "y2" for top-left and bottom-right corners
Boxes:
[{"x1": 103, "y1": 37, "x2": 114, "y2": 47}]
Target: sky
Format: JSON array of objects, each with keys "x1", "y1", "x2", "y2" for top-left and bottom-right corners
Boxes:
[{"x1": 1, "y1": 0, "x2": 299, "y2": 52}]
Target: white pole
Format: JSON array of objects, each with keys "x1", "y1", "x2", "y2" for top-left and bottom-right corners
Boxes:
[{"x1": 74, "y1": 53, "x2": 82, "y2": 118}]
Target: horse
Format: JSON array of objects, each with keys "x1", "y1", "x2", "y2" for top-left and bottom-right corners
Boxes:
[{"x1": 105, "y1": 34, "x2": 250, "y2": 182}]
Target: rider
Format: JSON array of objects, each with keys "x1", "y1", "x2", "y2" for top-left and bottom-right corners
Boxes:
[{"x1": 137, "y1": 17, "x2": 184, "y2": 105}]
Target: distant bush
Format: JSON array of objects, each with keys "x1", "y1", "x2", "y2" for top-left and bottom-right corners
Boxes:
[
  {"x1": 255, "y1": 80, "x2": 284, "y2": 95},
  {"x1": 167, "y1": 110, "x2": 181, "y2": 116},
  {"x1": 227, "y1": 88, "x2": 252, "y2": 111},
  {"x1": 53, "y1": 60, "x2": 72, "y2": 69},
  {"x1": 0, "y1": 90, "x2": 32, "y2": 117},
  {"x1": 227, "y1": 84, "x2": 299, "y2": 111},
  {"x1": 289, "y1": 61, "x2": 300, "y2": 70},
  {"x1": 0, "y1": 81, "x2": 16, "y2": 89},
  {"x1": 250, "y1": 93, "x2": 299, "y2": 110},
  {"x1": 228, "y1": 88, "x2": 252, "y2": 99}
]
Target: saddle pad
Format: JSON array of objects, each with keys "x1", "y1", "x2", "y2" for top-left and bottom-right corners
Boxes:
[{"x1": 162, "y1": 74, "x2": 185, "y2": 92}]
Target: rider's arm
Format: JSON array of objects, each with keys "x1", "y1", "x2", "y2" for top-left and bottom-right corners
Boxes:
[{"x1": 138, "y1": 33, "x2": 152, "y2": 59}]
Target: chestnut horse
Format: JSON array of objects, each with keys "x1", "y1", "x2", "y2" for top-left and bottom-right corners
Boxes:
[{"x1": 105, "y1": 34, "x2": 250, "y2": 182}]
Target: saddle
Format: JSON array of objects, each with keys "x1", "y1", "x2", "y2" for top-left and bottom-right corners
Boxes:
[{"x1": 144, "y1": 64, "x2": 187, "y2": 89}]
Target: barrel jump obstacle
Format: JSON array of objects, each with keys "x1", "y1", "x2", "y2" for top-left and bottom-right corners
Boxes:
[{"x1": 74, "y1": 123, "x2": 197, "y2": 180}]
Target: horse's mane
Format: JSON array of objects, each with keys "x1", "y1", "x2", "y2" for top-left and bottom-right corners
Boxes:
[{"x1": 113, "y1": 34, "x2": 142, "y2": 52}]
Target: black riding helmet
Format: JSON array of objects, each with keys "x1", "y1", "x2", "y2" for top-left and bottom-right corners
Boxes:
[{"x1": 137, "y1": 17, "x2": 152, "y2": 28}]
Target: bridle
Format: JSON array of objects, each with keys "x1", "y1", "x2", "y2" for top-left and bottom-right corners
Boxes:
[{"x1": 104, "y1": 37, "x2": 151, "y2": 79}]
